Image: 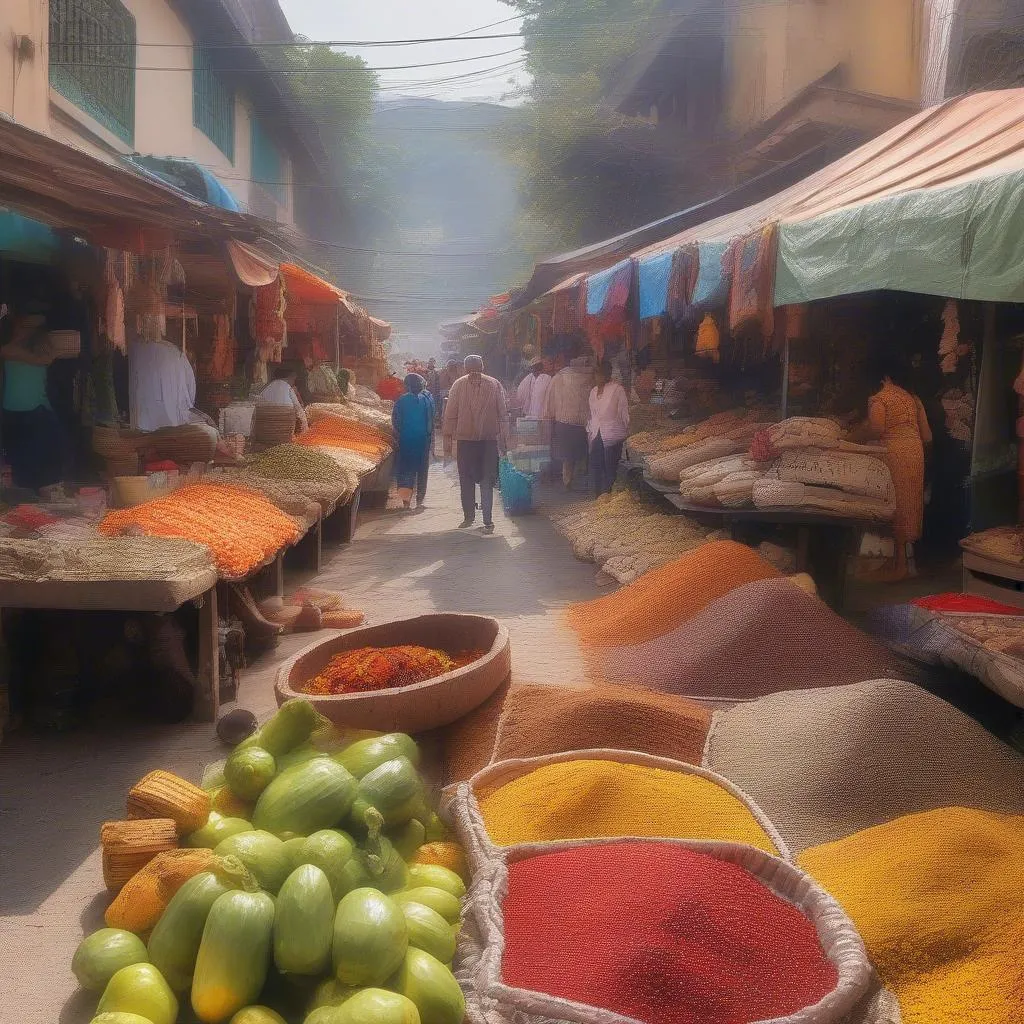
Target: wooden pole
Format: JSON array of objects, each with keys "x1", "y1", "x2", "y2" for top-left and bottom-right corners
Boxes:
[{"x1": 781, "y1": 333, "x2": 790, "y2": 419}]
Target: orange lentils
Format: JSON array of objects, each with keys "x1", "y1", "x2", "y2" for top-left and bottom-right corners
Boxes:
[
  {"x1": 295, "y1": 417, "x2": 393, "y2": 460},
  {"x1": 99, "y1": 483, "x2": 299, "y2": 578}
]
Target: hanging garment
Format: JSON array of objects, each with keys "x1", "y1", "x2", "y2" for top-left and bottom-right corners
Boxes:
[
  {"x1": 729, "y1": 224, "x2": 778, "y2": 338},
  {"x1": 254, "y1": 280, "x2": 286, "y2": 363},
  {"x1": 667, "y1": 245, "x2": 699, "y2": 321},
  {"x1": 692, "y1": 240, "x2": 731, "y2": 308},
  {"x1": 695, "y1": 315, "x2": 721, "y2": 364},
  {"x1": 584, "y1": 262, "x2": 632, "y2": 360},
  {"x1": 638, "y1": 251, "x2": 674, "y2": 320}
]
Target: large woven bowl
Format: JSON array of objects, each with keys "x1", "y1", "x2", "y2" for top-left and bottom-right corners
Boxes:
[{"x1": 275, "y1": 614, "x2": 511, "y2": 733}]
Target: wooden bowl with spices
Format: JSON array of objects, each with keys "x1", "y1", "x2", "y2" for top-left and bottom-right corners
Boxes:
[{"x1": 274, "y1": 613, "x2": 510, "y2": 733}]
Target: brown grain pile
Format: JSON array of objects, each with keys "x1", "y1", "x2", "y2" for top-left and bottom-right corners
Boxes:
[
  {"x1": 565, "y1": 540, "x2": 780, "y2": 647},
  {"x1": 704, "y1": 677, "x2": 1024, "y2": 852},
  {"x1": 491, "y1": 682, "x2": 711, "y2": 765},
  {"x1": 588, "y1": 577, "x2": 902, "y2": 699},
  {"x1": 437, "y1": 676, "x2": 511, "y2": 783}
]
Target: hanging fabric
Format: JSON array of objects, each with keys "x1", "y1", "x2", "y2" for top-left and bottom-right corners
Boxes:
[
  {"x1": 668, "y1": 244, "x2": 699, "y2": 321},
  {"x1": 691, "y1": 240, "x2": 731, "y2": 308},
  {"x1": 254, "y1": 278, "x2": 287, "y2": 363},
  {"x1": 728, "y1": 224, "x2": 778, "y2": 338},
  {"x1": 584, "y1": 261, "x2": 633, "y2": 360},
  {"x1": 695, "y1": 314, "x2": 721, "y2": 364},
  {"x1": 638, "y1": 251, "x2": 674, "y2": 320}
]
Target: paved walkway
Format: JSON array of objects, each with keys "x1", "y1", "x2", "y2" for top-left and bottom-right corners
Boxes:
[{"x1": 0, "y1": 463, "x2": 599, "y2": 1023}]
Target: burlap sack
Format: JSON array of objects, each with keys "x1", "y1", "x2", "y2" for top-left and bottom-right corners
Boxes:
[
  {"x1": 443, "y1": 749, "x2": 792, "y2": 865},
  {"x1": 448, "y1": 825, "x2": 899, "y2": 1024},
  {"x1": 490, "y1": 682, "x2": 711, "y2": 765}
]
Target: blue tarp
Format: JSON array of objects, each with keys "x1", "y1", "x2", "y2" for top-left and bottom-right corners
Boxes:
[
  {"x1": 129, "y1": 156, "x2": 241, "y2": 212},
  {"x1": 0, "y1": 211, "x2": 60, "y2": 262},
  {"x1": 585, "y1": 259, "x2": 632, "y2": 315},
  {"x1": 637, "y1": 250, "x2": 673, "y2": 319},
  {"x1": 692, "y1": 240, "x2": 729, "y2": 306}
]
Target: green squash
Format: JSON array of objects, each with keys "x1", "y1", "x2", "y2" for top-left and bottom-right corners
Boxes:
[
  {"x1": 186, "y1": 812, "x2": 253, "y2": 850},
  {"x1": 334, "y1": 734, "x2": 420, "y2": 778},
  {"x1": 421, "y1": 814, "x2": 449, "y2": 844},
  {"x1": 362, "y1": 832, "x2": 409, "y2": 894},
  {"x1": 214, "y1": 831, "x2": 291, "y2": 894},
  {"x1": 282, "y1": 836, "x2": 309, "y2": 873},
  {"x1": 253, "y1": 758, "x2": 358, "y2": 837},
  {"x1": 391, "y1": 888, "x2": 461, "y2": 926},
  {"x1": 305, "y1": 1008, "x2": 346, "y2": 1024},
  {"x1": 89, "y1": 1014, "x2": 157, "y2": 1024},
  {"x1": 148, "y1": 871, "x2": 234, "y2": 992},
  {"x1": 224, "y1": 746, "x2": 277, "y2": 801},
  {"x1": 349, "y1": 758, "x2": 427, "y2": 830},
  {"x1": 229, "y1": 1006, "x2": 288, "y2": 1024},
  {"x1": 389, "y1": 948, "x2": 465, "y2": 1024},
  {"x1": 299, "y1": 829, "x2": 357, "y2": 901},
  {"x1": 406, "y1": 865, "x2": 465, "y2": 900},
  {"x1": 191, "y1": 890, "x2": 275, "y2": 1024},
  {"x1": 274, "y1": 865, "x2": 334, "y2": 976},
  {"x1": 201, "y1": 760, "x2": 228, "y2": 792},
  {"x1": 275, "y1": 743, "x2": 326, "y2": 774},
  {"x1": 332, "y1": 888, "x2": 408, "y2": 987},
  {"x1": 400, "y1": 903, "x2": 456, "y2": 965},
  {"x1": 334, "y1": 988, "x2": 421, "y2": 1024},
  {"x1": 73, "y1": 928, "x2": 149, "y2": 992},
  {"x1": 387, "y1": 819, "x2": 425, "y2": 862},
  {"x1": 309, "y1": 978, "x2": 359, "y2": 1012},
  {"x1": 258, "y1": 699, "x2": 325, "y2": 757},
  {"x1": 96, "y1": 964, "x2": 178, "y2": 1024}
]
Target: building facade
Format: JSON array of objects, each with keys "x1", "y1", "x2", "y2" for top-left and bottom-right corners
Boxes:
[{"x1": 0, "y1": 0, "x2": 330, "y2": 233}]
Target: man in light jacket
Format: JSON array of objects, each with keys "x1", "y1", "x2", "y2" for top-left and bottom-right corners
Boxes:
[
  {"x1": 443, "y1": 354, "x2": 509, "y2": 534},
  {"x1": 544, "y1": 352, "x2": 595, "y2": 489}
]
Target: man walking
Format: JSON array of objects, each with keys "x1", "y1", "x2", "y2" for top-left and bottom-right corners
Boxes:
[{"x1": 443, "y1": 354, "x2": 509, "y2": 534}]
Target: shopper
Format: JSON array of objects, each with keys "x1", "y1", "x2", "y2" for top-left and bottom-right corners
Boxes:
[
  {"x1": 392, "y1": 373, "x2": 434, "y2": 510},
  {"x1": 0, "y1": 314, "x2": 66, "y2": 491},
  {"x1": 256, "y1": 363, "x2": 309, "y2": 434},
  {"x1": 443, "y1": 354, "x2": 509, "y2": 534},
  {"x1": 587, "y1": 359, "x2": 630, "y2": 496},
  {"x1": 544, "y1": 349, "x2": 595, "y2": 489},
  {"x1": 515, "y1": 357, "x2": 552, "y2": 420}
]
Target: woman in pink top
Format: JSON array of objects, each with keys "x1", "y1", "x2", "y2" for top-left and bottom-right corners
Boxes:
[{"x1": 586, "y1": 360, "x2": 630, "y2": 496}]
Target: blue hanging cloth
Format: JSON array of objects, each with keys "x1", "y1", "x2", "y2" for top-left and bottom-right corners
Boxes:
[
  {"x1": 692, "y1": 240, "x2": 730, "y2": 307},
  {"x1": 638, "y1": 251, "x2": 674, "y2": 319},
  {"x1": 585, "y1": 259, "x2": 631, "y2": 316}
]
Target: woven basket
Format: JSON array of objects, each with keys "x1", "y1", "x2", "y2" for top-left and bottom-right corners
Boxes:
[
  {"x1": 100, "y1": 818, "x2": 178, "y2": 892},
  {"x1": 444, "y1": 749, "x2": 793, "y2": 868},
  {"x1": 142, "y1": 425, "x2": 218, "y2": 465},
  {"x1": 126, "y1": 770, "x2": 211, "y2": 834},
  {"x1": 451, "y1": 832, "x2": 899, "y2": 1024},
  {"x1": 251, "y1": 405, "x2": 297, "y2": 451},
  {"x1": 92, "y1": 426, "x2": 144, "y2": 460}
]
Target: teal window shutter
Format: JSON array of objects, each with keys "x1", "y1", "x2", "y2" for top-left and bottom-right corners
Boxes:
[
  {"x1": 49, "y1": 0, "x2": 136, "y2": 145},
  {"x1": 251, "y1": 117, "x2": 284, "y2": 203},
  {"x1": 193, "y1": 45, "x2": 235, "y2": 161}
]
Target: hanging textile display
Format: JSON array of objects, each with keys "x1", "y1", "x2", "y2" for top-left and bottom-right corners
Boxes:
[
  {"x1": 101, "y1": 251, "x2": 127, "y2": 353},
  {"x1": 638, "y1": 251, "x2": 674, "y2": 320},
  {"x1": 667, "y1": 244, "x2": 699, "y2": 321},
  {"x1": 253, "y1": 278, "x2": 287, "y2": 363},
  {"x1": 938, "y1": 299, "x2": 961, "y2": 373},
  {"x1": 728, "y1": 224, "x2": 778, "y2": 338},
  {"x1": 692, "y1": 240, "x2": 731, "y2": 308},
  {"x1": 584, "y1": 260, "x2": 633, "y2": 361}
]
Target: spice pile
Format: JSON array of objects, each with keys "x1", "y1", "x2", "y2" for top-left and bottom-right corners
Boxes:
[
  {"x1": 296, "y1": 417, "x2": 393, "y2": 461},
  {"x1": 249, "y1": 444, "x2": 354, "y2": 485},
  {"x1": 99, "y1": 483, "x2": 299, "y2": 578},
  {"x1": 565, "y1": 540, "x2": 780, "y2": 646},
  {"x1": 587, "y1": 577, "x2": 898, "y2": 699},
  {"x1": 799, "y1": 808, "x2": 1024, "y2": 1024},
  {"x1": 308, "y1": 401, "x2": 394, "y2": 437},
  {"x1": 548, "y1": 491, "x2": 717, "y2": 585},
  {"x1": 301, "y1": 645, "x2": 481, "y2": 696},
  {"x1": 502, "y1": 842, "x2": 838, "y2": 1024},
  {"x1": 477, "y1": 758, "x2": 777, "y2": 852}
]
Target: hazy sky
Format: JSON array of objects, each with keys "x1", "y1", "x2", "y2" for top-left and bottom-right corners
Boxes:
[{"x1": 277, "y1": 0, "x2": 528, "y2": 103}]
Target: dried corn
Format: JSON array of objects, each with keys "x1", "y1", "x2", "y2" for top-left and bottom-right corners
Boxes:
[{"x1": 127, "y1": 770, "x2": 211, "y2": 835}]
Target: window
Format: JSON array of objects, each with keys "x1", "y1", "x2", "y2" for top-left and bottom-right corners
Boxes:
[
  {"x1": 193, "y1": 47, "x2": 236, "y2": 161},
  {"x1": 250, "y1": 118, "x2": 284, "y2": 203},
  {"x1": 49, "y1": 0, "x2": 136, "y2": 145}
]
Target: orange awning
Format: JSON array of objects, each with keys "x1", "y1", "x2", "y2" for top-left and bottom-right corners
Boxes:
[{"x1": 281, "y1": 262, "x2": 348, "y2": 305}]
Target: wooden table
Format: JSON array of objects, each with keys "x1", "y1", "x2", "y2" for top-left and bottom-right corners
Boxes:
[{"x1": 962, "y1": 549, "x2": 1024, "y2": 609}]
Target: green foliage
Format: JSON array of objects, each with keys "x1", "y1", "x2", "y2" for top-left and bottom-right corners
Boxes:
[{"x1": 503, "y1": 0, "x2": 672, "y2": 249}]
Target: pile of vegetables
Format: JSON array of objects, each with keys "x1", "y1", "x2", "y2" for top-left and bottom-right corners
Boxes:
[
  {"x1": 73, "y1": 699, "x2": 469, "y2": 1024},
  {"x1": 299, "y1": 646, "x2": 482, "y2": 697}
]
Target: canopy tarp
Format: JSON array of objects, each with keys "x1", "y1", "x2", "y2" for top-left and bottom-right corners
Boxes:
[
  {"x1": 0, "y1": 210, "x2": 60, "y2": 262},
  {"x1": 629, "y1": 89, "x2": 1024, "y2": 305},
  {"x1": 281, "y1": 262, "x2": 347, "y2": 305}
]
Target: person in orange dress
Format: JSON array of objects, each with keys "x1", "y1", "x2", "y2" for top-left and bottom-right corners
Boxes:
[{"x1": 865, "y1": 355, "x2": 933, "y2": 581}]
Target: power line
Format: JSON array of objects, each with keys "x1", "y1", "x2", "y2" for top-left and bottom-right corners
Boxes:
[
  {"x1": 51, "y1": 48, "x2": 524, "y2": 73},
  {"x1": 53, "y1": 33, "x2": 524, "y2": 49}
]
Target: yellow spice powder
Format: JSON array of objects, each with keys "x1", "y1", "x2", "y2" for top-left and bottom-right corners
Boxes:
[
  {"x1": 477, "y1": 759, "x2": 777, "y2": 853},
  {"x1": 799, "y1": 807, "x2": 1024, "y2": 1024}
]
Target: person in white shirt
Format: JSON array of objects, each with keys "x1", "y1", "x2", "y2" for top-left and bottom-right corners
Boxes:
[
  {"x1": 256, "y1": 364, "x2": 309, "y2": 433},
  {"x1": 128, "y1": 331, "x2": 218, "y2": 443},
  {"x1": 515, "y1": 357, "x2": 552, "y2": 420},
  {"x1": 586, "y1": 359, "x2": 630, "y2": 496}
]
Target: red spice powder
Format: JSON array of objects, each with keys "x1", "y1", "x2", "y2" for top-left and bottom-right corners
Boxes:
[
  {"x1": 501, "y1": 842, "x2": 838, "y2": 1024},
  {"x1": 912, "y1": 593, "x2": 1023, "y2": 616}
]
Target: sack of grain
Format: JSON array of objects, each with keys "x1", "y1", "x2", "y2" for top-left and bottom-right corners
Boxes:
[
  {"x1": 714, "y1": 470, "x2": 762, "y2": 508},
  {"x1": 753, "y1": 479, "x2": 895, "y2": 522},
  {"x1": 649, "y1": 437, "x2": 740, "y2": 481},
  {"x1": 778, "y1": 450, "x2": 894, "y2": 502}
]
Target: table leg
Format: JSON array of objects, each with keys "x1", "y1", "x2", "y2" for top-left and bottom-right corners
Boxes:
[{"x1": 195, "y1": 587, "x2": 219, "y2": 723}]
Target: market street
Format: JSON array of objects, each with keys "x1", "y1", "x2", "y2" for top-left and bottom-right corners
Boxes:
[{"x1": 0, "y1": 469, "x2": 597, "y2": 1024}]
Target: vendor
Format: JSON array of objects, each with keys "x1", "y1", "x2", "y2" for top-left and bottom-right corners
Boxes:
[
  {"x1": 515, "y1": 357, "x2": 552, "y2": 420},
  {"x1": 256, "y1": 363, "x2": 309, "y2": 434},
  {"x1": 0, "y1": 313, "x2": 66, "y2": 491},
  {"x1": 128, "y1": 319, "x2": 219, "y2": 443},
  {"x1": 864, "y1": 353, "x2": 933, "y2": 581}
]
